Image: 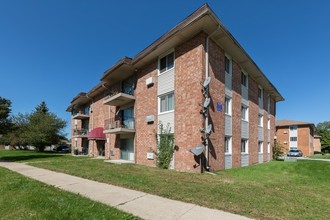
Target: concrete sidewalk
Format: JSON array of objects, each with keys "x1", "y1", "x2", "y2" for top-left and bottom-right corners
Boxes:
[{"x1": 0, "y1": 162, "x2": 251, "y2": 220}]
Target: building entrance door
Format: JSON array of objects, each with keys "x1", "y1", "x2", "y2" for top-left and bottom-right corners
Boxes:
[
  {"x1": 96, "y1": 140, "x2": 105, "y2": 157},
  {"x1": 120, "y1": 138, "x2": 134, "y2": 161}
]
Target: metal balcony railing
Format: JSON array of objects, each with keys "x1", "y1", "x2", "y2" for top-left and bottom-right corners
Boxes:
[
  {"x1": 104, "y1": 116, "x2": 134, "y2": 130},
  {"x1": 73, "y1": 128, "x2": 89, "y2": 136}
]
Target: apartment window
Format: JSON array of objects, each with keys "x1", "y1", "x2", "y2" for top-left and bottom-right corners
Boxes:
[
  {"x1": 225, "y1": 56, "x2": 231, "y2": 74},
  {"x1": 258, "y1": 114, "x2": 263, "y2": 127},
  {"x1": 258, "y1": 141, "x2": 263, "y2": 153},
  {"x1": 83, "y1": 105, "x2": 89, "y2": 115},
  {"x1": 241, "y1": 72, "x2": 247, "y2": 87},
  {"x1": 225, "y1": 136, "x2": 232, "y2": 154},
  {"x1": 225, "y1": 97, "x2": 231, "y2": 115},
  {"x1": 258, "y1": 87, "x2": 263, "y2": 99},
  {"x1": 241, "y1": 105, "x2": 248, "y2": 121},
  {"x1": 267, "y1": 96, "x2": 271, "y2": 112},
  {"x1": 159, "y1": 92, "x2": 174, "y2": 113},
  {"x1": 241, "y1": 139, "x2": 248, "y2": 153},
  {"x1": 290, "y1": 137, "x2": 297, "y2": 142},
  {"x1": 267, "y1": 119, "x2": 270, "y2": 129},
  {"x1": 159, "y1": 52, "x2": 174, "y2": 74},
  {"x1": 267, "y1": 142, "x2": 270, "y2": 154},
  {"x1": 290, "y1": 126, "x2": 297, "y2": 131}
]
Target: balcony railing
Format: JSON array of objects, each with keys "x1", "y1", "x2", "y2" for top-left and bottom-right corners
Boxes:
[
  {"x1": 103, "y1": 89, "x2": 135, "y2": 106},
  {"x1": 104, "y1": 116, "x2": 135, "y2": 134},
  {"x1": 73, "y1": 128, "x2": 89, "y2": 137},
  {"x1": 72, "y1": 111, "x2": 89, "y2": 120}
]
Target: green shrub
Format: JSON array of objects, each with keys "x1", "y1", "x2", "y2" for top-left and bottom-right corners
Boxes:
[
  {"x1": 273, "y1": 142, "x2": 284, "y2": 160},
  {"x1": 156, "y1": 122, "x2": 174, "y2": 169}
]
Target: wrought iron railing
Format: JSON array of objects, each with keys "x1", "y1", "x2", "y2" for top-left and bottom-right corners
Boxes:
[
  {"x1": 104, "y1": 116, "x2": 134, "y2": 130},
  {"x1": 73, "y1": 128, "x2": 89, "y2": 136}
]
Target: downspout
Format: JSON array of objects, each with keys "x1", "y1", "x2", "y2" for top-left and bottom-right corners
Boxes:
[{"x1": 205, "y1": 26, "x2": 220, "y2": 170}]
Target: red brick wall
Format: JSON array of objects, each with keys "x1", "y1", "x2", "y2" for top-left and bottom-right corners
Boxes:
[
  {"x1": 298, "y1": 125, "x2": 312, "y2": 156},
  {"x1": 208, "y1": 38, "x2": 225, "y2": 171},
  {"x1": 276, "y1": 127, "x2": 290, "y2": 151},
  {"x1": 248, "y1": 78, "x2": 259, "y2": 164},
  {"x1": 174, "y1": 32, "x2": 206, "y2": 172},
  {"x1": 232, "y1": 60, "x2": 242, "y2": 167},
  {"x1": 135, "y1": 61, "x2": 158, "y2": 166}
]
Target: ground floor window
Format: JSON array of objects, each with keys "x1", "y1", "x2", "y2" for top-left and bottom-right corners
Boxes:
[
  {"x1": 225, "y1": 136, "x2": 232, "y2": 154},
  {"x1": 258, "y1": 141, "x2": 263, "y2": 153},
  {"x1": 241, "y1": 139, "x2": 248, "y2": 153}
]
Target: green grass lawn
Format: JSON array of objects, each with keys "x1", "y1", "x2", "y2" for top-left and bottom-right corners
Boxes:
[
  {"x1": 1, "y1": 150, "x2": 330, "y2": 220},
  {"x1": 0, "y1": 166, "x2": 139, "y2": 220},
  {"x1": 309, "y1": 154, "x2": 330, "y2": 159}
]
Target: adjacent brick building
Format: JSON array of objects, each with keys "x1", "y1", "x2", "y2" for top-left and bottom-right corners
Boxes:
[
  {"x1": 275, "y1": 120, "x2": 316, "y2": 156},
  {"x1": 67, "y1": 4, "x2": 284, "y2": 172}
]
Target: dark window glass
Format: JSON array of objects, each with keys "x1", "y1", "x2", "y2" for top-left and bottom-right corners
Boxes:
[
  {"x1": 160, "y1": 56, "x2": 167, "y2": 73},
  {"x1": 167, "y1": 52, "x2": 174, "y2": 69}
]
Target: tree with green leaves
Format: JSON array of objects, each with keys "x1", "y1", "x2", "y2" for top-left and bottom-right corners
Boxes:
[
  {"x1": 1, "y1": 101, "x2": 66, "y2": 151},
  {"x1": 24, "y1": 102, "x2": 66, "y2": 151},
  {"x1": 0, "y1": 96, "x2": 13, "y2": 135},
  {"x1": 316, "y1": 121, "x2": 330, "y2": 152}
]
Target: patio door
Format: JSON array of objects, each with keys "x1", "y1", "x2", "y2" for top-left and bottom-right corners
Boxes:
[
  {"x1": 96, "y1": 140, "x2": 105, "y2": 157},
  {"x1": 122, "y1": 108, "x2": 134, "y2": 129},
  {"x1": 120, "y1": 138, "x2": 134, "y2": 161}
]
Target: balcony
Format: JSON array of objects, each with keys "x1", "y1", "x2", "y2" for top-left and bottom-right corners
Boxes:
[
  {"x1": 73, "y1": 128, "x2": 89, "y2": 138},
  {"x1": 104, "y1": 116, "x2": 135, "y2": 134},
  {"x1": 103, "y1": 92, "x2": 135, "y2": 107},
  {"x1": 72, "y1": 112, "x2": 89, "y2": 120}
]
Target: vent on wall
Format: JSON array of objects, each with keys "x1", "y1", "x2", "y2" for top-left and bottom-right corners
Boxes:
[
  {"x1": 284, "y1": 141, "x2": 288, "y2": 144},
  {"x1": 146, "y1": 77, "x2": 154, "y2": 86},
  {"x1": 284, "y1": 131, "x2": 288, "y2": 134}
]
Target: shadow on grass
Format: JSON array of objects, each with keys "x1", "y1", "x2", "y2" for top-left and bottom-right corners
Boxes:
[{"x1": 0, "y1": 151, "x2": 66, "y2": 162}]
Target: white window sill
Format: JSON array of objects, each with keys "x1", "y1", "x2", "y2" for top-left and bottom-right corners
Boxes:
[
  {"x1": 241, "y1": 119, "x2": 248, "y2": 122},
  {"x1": 225, "y1": 113, "x2": 232, "y2": 117},
  {"x1": 241, "y1": 153, "x2": 249, "y2": 155},
  {"x1": 225, "y1": 153, "x2": 232, "y2": 156},
  {"x1": 158, "y1": 110, "x2": 174, "y2": 115},
  {"x1": 158, "y1": 67, "x2": 174, "y2": 76}
]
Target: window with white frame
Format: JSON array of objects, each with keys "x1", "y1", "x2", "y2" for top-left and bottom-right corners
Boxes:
[
  {"x1": 241, "y1": 72, "x2": 247, "y2": 87},
  {"x1": 258, "y1": 114, "x2": 263, "y2": 127},
  {"x1": 267, "y1": 142, "x2": 270, "y2": 154},
  {"x1": 267, "y1": 95, "x2": 271, "y2": 112},
  {"x1": 258, "y1": 141, "x2": 263, "y2": 153},
  {"x1": 241, "y1": 105, "x2": 248, "y2": 121},
  {"x1": 290, "y1": 137, "x2": 297, "y2": 142},
  {"x1": 225, "y1": 136, "x2": 232, "y2": 154},
  {"x1": 258, "y1": 87, "x2": 263, "y2": 99},
  {"x1": 225, "y1": 56, "x2": 231, "y2": 74},
  {"x1": 241, "y1": 139, "x2": 248, "y2": 153},
  {"x1": 267, "y1": 118, "x2": 270, "y2": 129},
  {"x1": 225, "y1": 97, "x2": 232, "y2": 115},
  {"x1": 159, "y1": 52, "x2": 174, "y2": 74},
  {"x1": 159, "y1": 92, "x2": 174, "y2": 113}
]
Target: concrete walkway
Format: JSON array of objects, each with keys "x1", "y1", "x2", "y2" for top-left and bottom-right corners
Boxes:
[{"x1": 0, "y1": 162, "x2": 251, "y2": 220}]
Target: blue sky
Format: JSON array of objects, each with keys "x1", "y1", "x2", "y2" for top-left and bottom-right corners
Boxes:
[{"x1": 1, "y1": 0, "x2": 329, "y2": 138}]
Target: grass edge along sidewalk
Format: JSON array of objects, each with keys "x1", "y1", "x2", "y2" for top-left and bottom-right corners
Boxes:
[{"x1": 0, "y1": 166, "x2": 139, "y2": 220}]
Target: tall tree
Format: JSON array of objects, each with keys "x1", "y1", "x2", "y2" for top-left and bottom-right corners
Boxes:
[
  {"x1": 35, "y1": 101, "x2": 49, "y2": 114},
  {"x1": 25, "y1": 102, "x2": 66, "y2": 151},
  {"x1": 316, "y1": 121, "x2": 330, "y2": 152},
  {"x1": 0, "y1": 96, "x2": 13, "y2": 135}
]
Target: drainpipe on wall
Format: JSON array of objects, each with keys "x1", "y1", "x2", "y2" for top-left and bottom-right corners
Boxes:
[{"x1": 205, "y1": 26, "x2": 220, "y2": 170}]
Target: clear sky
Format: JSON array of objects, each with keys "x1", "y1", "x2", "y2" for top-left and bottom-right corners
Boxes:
[{"x1": 1, "y1": 0, "x2": 329, "y2": 138}]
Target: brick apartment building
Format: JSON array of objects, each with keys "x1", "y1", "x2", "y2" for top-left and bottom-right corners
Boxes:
[
  {"x1": 66, "y1": 4, "x2": 283, "y2": 172},
  {"x1": 275, "y1": 120, "x2": 316, "y2": 156}
]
